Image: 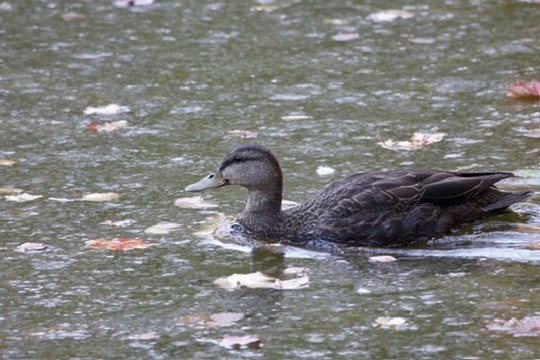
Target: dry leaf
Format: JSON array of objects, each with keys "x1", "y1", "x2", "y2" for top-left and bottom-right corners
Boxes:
[
  {"x1": 144, "y1": 222, "x2": 181, "y2": 235},
  {"x1": 86, "y1": 238, "x2": 156, "y2": 251},
  {"x1": 225, "y1": 130, "x2": 258, "y2": 139},
  {"x1": 367, "y1": 9, "x2": 414, "y2": 22},
  {"x1": 83, "y1": 104, "x2": 130, "y2": 115},
  {"x1": 16, "y1": 242, "x2": 50, "y2": 253},
  {"x1": 61, "y1": 12, "x2": 86, "y2": 21},
  {"x1": 218, "y1": 335, "x2": 261, "y2": 349},
  {"x1": 87, "y1": 120, "x2": 128, "y2": 133},
  {"x1": 378, "y1": 129, "x2": 446, "y2": 151},
  {"x1": 174, "y1": 196, "x2": 218, "y2": 209},
  {"x1": 0, "y1": 187, "x2": 23, "y2": 195},
  {"x1": 5, "y1": 193, "x2": 43, "y2": 202},
  {"x1": 80, "y1": 192, "x2": 122, "y2": 202},
  {"x1": 0, "y1": 159, "x2": 16, "y2": 167},
  {"x1": 374, "y1": 316, "x2": 407, "y2": 327},
  {"x1": 486, "y1": 316, "x2": 540, "y2": 337},
  {"x1": 369, "y1": 255, "x2": 398, "y2": 263},
  {"x1": 214, "y1": 271, "x2": 310, "y2": 290},
  {"x1": 507, "y1": 80, "x2": 540, "y2": 99}
]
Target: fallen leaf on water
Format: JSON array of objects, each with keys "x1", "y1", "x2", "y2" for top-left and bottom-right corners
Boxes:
[
  {"x1": 61, "y1": 12, "x2": 86, "y2": 21},
  {"x1": 486, "y1": 316, "x2": 540, "y2": 337},
  {"x1": 507, "y1": 80, "x2": 540, "y2": 99},
  {"x1": 86, "y1": 238, "x2": 156, "y2": 251},
  {"x1": 87, "y1": 120, "x2": 128, "y2": 133},
  {"x1": 374, "y1": 316, "x2": 407, "y2": 327},
  {"x1": 332, "y1": 33, "x2": 359, "y2": 42},
  {"x1": 174, "y1": 196, "x2": 218, "y2": 209},
  {"x1": 0, "y1": 159, "x2": 16, "y2": 167},
  {"x1": 377, "y1": 129, "x2": 446, "y2": 151},
  {"x1": 367, "y1": 9, "x2": 414, "y2": 22},
  {"x1": 83, "y1": 104, "x2": 130, "y2": 115},
  {"x1": 16, "y1": 242, "x2": 50, "y2": 253},
  {"x1": 0, "y1": 187, "x2": 23, "y2": 195},
  {"x1": 225, "y1": 130, "x2": 258, "y2": 139},
  {"x1": 316, "y1": 166, "x2": 335, "y2": 176},
  {"x1": 177, "y1": 312, "x2": 245, "y2": 328},
  {"x1": 218, "y1": 335, "x2": 261, "y2": 349},
  {"x1": 214, "y1": 271, "x2": 310, "y2": 290},
  {"x1": 5, "y1": 193, "x2": 43, "y2": 202},
  {"x1": 80, "y1": 192, "x2": 122, "y2": 202},
  {"x1": 144, "y1": 222, "x2": 181, "y2": 235},
  {"x1": 369, "y1": 255, "x2": 398, "y2": 263}
]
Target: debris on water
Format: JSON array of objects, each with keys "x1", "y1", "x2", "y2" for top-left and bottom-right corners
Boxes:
[
  {"x1": 177, "y1": 312, "x2": 245, "y2": 328},
  {"x1": 374, "y1": 316, "x2": 407, "y2": 327},
  {"x1": 86, "y1": 238, "x2": 156, "y2": 251},
  {"x1": 217, "y1": 335, "x2": 261, "y2": 349},
  {"x1": 80, "y1": 192, "x2": 122, "y2": 202},
  {"x1": 369, "y1": 255, "x2": 398, "y2": 263},
  {"x1": 16, "y1": 242, "x2": 50, "y2": 253},
  {"x1": 486, "y1": 316, "x2": 540, "y2": 337},
  {"x1": 507, "y1": 80, "x2": 540, "y2": 99},
  {"x1": 144, "y1": 222, "x2": 181, "y2": 235},
  {"x1": 214, "y1": 271, "x2": 309, "y2": 290},
  {"x1": 174, "y1": 196, "x2": 218, "y2": 209},
  {"x1": 100, "y1": 219, "x2": 136, "y2": 227},
  {"x1": 83, "y1": 104, "x2": 130, "y2": 115},
  {"x1": 87, "y1": 120, "x2": 128, "y2": 133},
  {"x1": 114, "y1": 0, "x2": 154, "y2": 8},
  {"x1": 5, "y1": 193, "x2": 43, "y2": 202},
  {"x1": 225, "y1": 130, "x2": 258, "y2": 139},
  {"x1": 0, "y1": 187, "x2": 23, "y2": 195},
  {"x1": 0, "y1": 159, "x2": 16, "y2": 167},
  {"x1": 124, "y1": 331, "x2": 159, "y2": 340},
  {"x1": 281, "y1": 114, "x2": 313, "y2": 121},
  {"x1": 377, "y1": 128, "x2": 446, "y2": 151},
  {"x1": 367, "y1": 9, "x2": 414, "y2": 23},
  {"x1": 332, "y1": 33, "x2": 359, "y2": 42},
  {"x1": 61, "y1": 12, "x2": 86, "y2": 21},
  {"x1": 316, "y1": 166, "x2": 335, "y2": 176}
]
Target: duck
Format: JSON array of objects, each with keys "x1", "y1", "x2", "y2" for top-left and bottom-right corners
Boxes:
[{"x1": 185, "y1": 144, "x2": 533, "y2": 248}]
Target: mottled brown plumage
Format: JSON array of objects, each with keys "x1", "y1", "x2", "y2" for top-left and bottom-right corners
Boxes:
[{"x1": 185, "y1": 144, "x2": 533, "y2": 247}]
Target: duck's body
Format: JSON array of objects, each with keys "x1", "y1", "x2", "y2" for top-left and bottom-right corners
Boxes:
[{"x1": 185, "y1": 145, "x2": 533, "y2": 247}]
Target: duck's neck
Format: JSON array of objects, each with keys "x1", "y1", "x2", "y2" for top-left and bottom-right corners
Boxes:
[{"x1": 238, "y1": 187, "x2": 283, "y2": 241}]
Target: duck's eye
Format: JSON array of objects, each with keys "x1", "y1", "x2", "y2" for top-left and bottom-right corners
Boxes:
[{"x1": 233, "y1": 156, "x2": 242, "y2": 162}]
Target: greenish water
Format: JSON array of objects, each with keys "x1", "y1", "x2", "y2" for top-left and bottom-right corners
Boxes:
[{"x1": 1, "y1": 1, "x2": 539, "y2": 359}]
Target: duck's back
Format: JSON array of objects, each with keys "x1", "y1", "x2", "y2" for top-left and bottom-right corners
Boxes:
[{"x1": 282, "y1": 170, "x2": 532, "y2": 247}]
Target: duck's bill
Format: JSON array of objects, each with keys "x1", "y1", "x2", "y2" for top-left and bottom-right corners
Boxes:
[{"x1": 185, "y1": 173, "x2": 227, "y2": 192}]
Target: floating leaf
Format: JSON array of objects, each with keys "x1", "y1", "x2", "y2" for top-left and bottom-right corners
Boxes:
[
  {"x1": 177, "y1": 312, "x2": 245, "y2": 328},
  {"x1": 86, "y1": 238, "x2": 156, "y2": 251},
  {"x1": 332, "y1": 33, "x2": 359, "y2": 42},
  {"x1": 87, "y1": 120, "x2": 128, "y2": 133},
  {"x1": 378, "y1": 129, "x2": 446, "y2": 151},
  {"x1": 218, "y1": 335, "x2": 261, "y2": 349},
  {"x1": 507, "y1": 80, "x2": 540, "y2": 99},
  {"x1": 0, "y1": 159, "x2": 16, "y2": 167},
  {"x1": 369, "y1": 255, "x2": 398, "y2": 263},
  {"x1": 214, "y1": 271, "x2": 309, "y2": 290},
  {"x1": 225, "y1": 130, "x2": 258, "y2": 139},
  {"x1": 144, "y1": 222, "x2": 181, "y2": 235},
  {"x1": 16, "y1": 242, "x2": 50, "y2": 253},
  {"x1": 0, "y1": 187, "x2": 23, "y2": 195},
  {"x1": 61, "y1": 12, "x2": 86, "y2": 21},
  {"x1": 486, "y1": 316, "x2": 540, "y2": 337},
  {"x1": 80, "y1": 192, "x2": 122, "y2": 202},
  {"x1": 367, "y1": 9, "x2": 414, "y2": 23},
  {"x1": 374, "y1": 316, "x2": 407, "y2": 327},
  {"x1": 83, "y1": 104, "x2": 130, "y2": 115},
  {"x1": 5, "y1": 193, "x2": 43, "y2": 202},
  {"x1": 316, "y1": 166, "x2": 335, "y2": 176},
  {"x1": 174, "y1": 196, "x2": 218, "y2": 209}
]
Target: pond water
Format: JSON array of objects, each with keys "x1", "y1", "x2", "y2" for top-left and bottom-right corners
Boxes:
[{"x1": 1, "y1": 0, "x2": 539, "y2": 358}]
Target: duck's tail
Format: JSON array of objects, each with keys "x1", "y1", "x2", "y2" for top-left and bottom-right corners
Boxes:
[{"x1": 483, "y1": 190, "x2": 534, "y2": 213}]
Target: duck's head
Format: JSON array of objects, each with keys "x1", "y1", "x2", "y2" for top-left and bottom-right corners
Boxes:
[{"x1": 185, "y1": 144, "x2": 283, "y2": 193}]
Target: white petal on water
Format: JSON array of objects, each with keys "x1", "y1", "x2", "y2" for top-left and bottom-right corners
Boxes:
[
  {"x1": 83, "y1": 104, "x2": 130, "y2": 115},
  {"x1": 144, "y1": 222, "x2": 181, "y2": 235},
  {"x1": 316, "y1": 166, "x2": 335, "y2": 176},
  {"x1": 80, "y1": 192, "x2": 122, "y2": 202},
  {"x1": 367, "y1": 9, "x2": 414, "y2": 23},
  {"x1": 5, "y1": 193, "x2": 43, "y2": 202}
]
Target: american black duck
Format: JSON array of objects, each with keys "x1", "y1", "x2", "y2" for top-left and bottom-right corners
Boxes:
[{"x1": 185, "y1": 144, "x2": 533, "y2": 247}]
